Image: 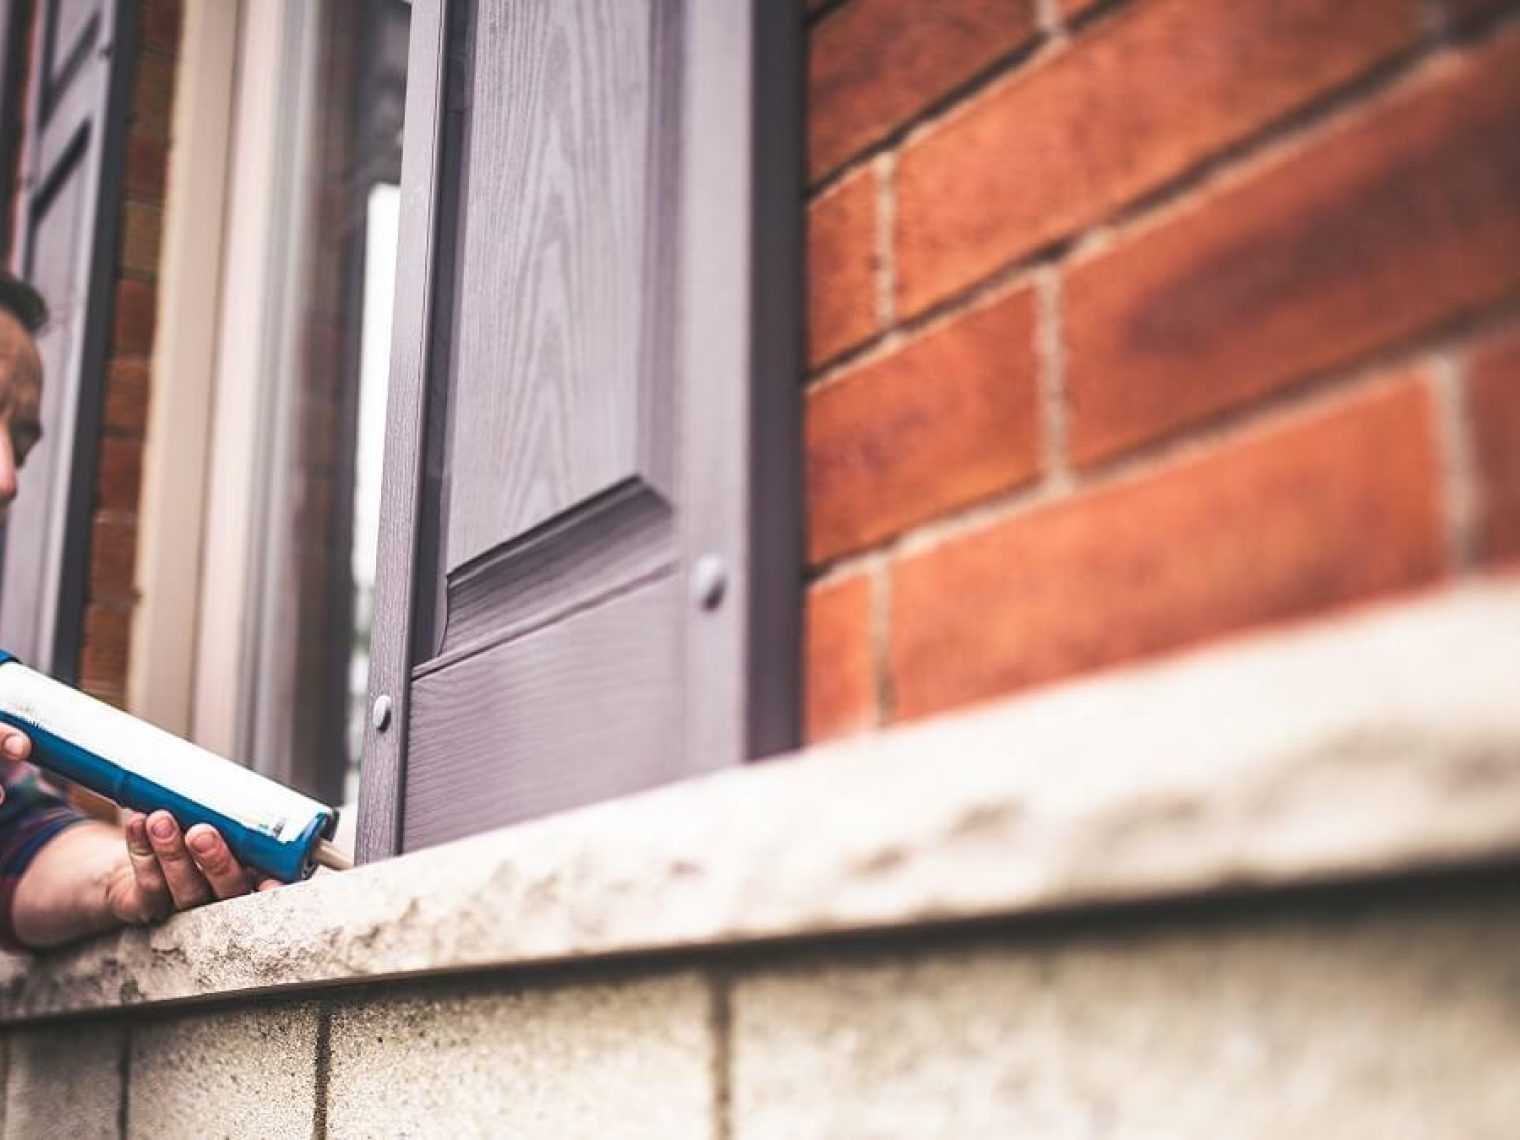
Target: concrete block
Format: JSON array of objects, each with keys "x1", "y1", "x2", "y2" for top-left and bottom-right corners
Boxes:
[
  {"x1": 5, "y1": 1021, "x2": 122, "y2": 1139},
  {"x1": 731, "y1": 891, "x2": 1520, "y2": 1139},
  {"x1": 125, "y1": 1002, "x2": 319, "y2": 1139},
  {"x1": 326, "y1": 970, "x2": 714, "y2": 1139},
  {"x1": 5, "y1": 582, "x2": 1520, "y2": 1022}
]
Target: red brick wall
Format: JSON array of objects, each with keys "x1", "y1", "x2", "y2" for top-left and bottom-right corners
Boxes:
[
  {"x1": 79, "y1": 0, "x2": 181, "y2": 706},
  {"x1": 803, "y1": 0, "x2": 1520, "y2": 740}
]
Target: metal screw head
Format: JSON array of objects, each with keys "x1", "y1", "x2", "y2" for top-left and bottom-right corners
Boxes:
[
  {"x1": 692, "y1": 555, "x2": 728, "y2": 611},
  {"x1": 371, "y1": 695, "x2": 393, "y2": 732}
]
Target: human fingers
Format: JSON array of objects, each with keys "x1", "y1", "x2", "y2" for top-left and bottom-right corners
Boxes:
[
  {"x1": 184, "y1": 824, "x2": 251, "y2": 901},
  {"x1": 241, "y1": 864, "x2": 281, "y2": 892},
  {"x1": 124, "y1": 813, "x2": 173, "y2": 922},
  {"x1": 145, "y1": 811, "x2": 213, "y2": 910},
  {"x1": 0, "y1": 725, "x2": 31, "y2": 802},
  {"x1": 0, "y1": 723, "x2": 29, "y2": 762}
]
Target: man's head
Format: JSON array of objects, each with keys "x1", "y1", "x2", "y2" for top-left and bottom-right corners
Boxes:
[{"x1": 0, "y1": 273, "x2": 46, "y2": 512}]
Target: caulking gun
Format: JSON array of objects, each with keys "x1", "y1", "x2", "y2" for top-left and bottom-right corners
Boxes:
[{"x1": 0, "y1": 651, "x2": 351, "y2": 882}]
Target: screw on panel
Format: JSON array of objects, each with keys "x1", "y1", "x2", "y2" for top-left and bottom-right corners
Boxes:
[{"x1": 692, "y1": 555, "x2": 728, "y2": 611}]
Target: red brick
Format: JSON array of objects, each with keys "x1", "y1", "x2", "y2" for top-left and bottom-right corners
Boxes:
[
  {"x1": 104, "y1": 357, "x2": 151, "y2": 436},
  {"x1": 141, "y1": 0, "x2": 183, "y2": 54},
  {"x1": 809, "y1": 0, "x2": 1040, "y2": 178},
  {"x1": 119, "y1": 200, "x2": 163, "y2": 278},
  {"x1": 807, "y1": 286, "x2": 1040, "y2": 563},
  {"x1": 804, "y1": 573, "x2": 875, "y2": 741},
  {"x1": 89, "y1": 512, "x2": 138, "y2": 600},
  {"x1": 889, "y1": 379, "x2": 1445, "y2": 721},
  {"x1": 79, "y1": 684, "x2": 127, "y2": 711},
  {"x1": 808, "y1": 166, "x2": 878, "y2": 368},
  {"x1": 131, "y1": 51, "x2": 175, "y2": 138},
  {"x1": 1065, "y1": 32, "x2": 1520, "y2": 467},
  {"x1": 95, "y1": 438, "x2": 144, "y2": 512},
  {"x1": 125, "y1": 129, "x2": 168, "y2": 201},
  {"x1": 112, "y1": 279, "x2": 157, "y2": 356},
  {"x1": 895, "y1": 0, "x2": 1421, "y2": 316},
  {"x1": 1468, "y1": 327, "x2": 1520, "y2": 563},
  {"x1": 80, "y1": 603, "x2": 131, "y2": 693}
]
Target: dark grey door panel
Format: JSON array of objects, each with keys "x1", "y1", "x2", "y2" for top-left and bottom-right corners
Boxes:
[{"x1": 358, "y1": 0, "x2": 800, "y2": 858}]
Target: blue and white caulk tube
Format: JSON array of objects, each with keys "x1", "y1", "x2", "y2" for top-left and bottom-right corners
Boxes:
[{"x1": 0, "y1": 651, "x2": 349, "y2": 882}]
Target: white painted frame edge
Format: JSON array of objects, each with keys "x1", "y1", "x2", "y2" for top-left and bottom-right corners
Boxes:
[
  {"x1": 188, "y1": 0, "x2": 317, "y2": 762},
  {"x1": 127, "y1": 0, "x2": 237, "y2": 736}
]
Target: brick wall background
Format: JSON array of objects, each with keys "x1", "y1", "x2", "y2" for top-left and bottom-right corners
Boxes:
[
  {"x1": 803, "y1": 0, "x2": 1520, "y2": 740},
  {"x1": 64, "y1": 0, "x2": 1520, "y2": 757},
  {"x1": 78, "y1": 0, "x2": 180, "y2": 709}
]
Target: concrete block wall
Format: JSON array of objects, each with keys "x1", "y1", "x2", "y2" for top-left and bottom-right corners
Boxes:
[
  {"x1": 3, "y1": 881, "x2": 1517, "y2": 1137},
  {"x1": 802, "y1": 0, "x2": 1520, "y2": 741}
]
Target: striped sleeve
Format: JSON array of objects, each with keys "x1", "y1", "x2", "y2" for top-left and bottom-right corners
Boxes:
[{"x1": 0, "y1": 766, "x2": 88, "y2": 951}]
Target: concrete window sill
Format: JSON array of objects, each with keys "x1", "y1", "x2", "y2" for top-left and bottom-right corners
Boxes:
[{"x1": 1, "y1": 578, "x2": 1518, "y2": 1023}]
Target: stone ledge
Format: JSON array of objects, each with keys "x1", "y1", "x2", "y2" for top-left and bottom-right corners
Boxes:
[{"x1": 2, "y1": 578, "x2": 1518, "y2": 1022}]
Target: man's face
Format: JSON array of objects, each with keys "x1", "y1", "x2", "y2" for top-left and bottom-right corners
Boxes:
[{"x1": 0, "y1": 310, "x2": 43, "y2": 515}]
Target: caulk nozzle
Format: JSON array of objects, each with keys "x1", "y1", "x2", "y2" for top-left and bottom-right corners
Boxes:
[{"x1": 312, "y1": 839, "x2": 353, "y2": 872}]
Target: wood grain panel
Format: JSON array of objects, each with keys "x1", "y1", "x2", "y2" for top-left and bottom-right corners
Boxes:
[
  {"x1": 356, "y1": 0, "x2": 452, "y2": 863},
  {"x1": 361, "y1": 0, "x2": 802, "y2": 858},
  {"x1": 679, "y1": 1, "x2": 803, "y2": 766},
  {"x1": 403, "y1": 573, "x2": 680, "y2": 848},
  {"x1": 444, "y1": 0, "x2": 670, "y2": 570},
  {"x1": 430, "y1": 476, "x2": 672, "y2": 664}
]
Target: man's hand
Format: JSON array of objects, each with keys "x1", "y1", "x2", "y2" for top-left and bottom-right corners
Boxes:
[
  {"x1": 0, "y1": 720, "x2": 32, "y2": 796},
  {"x1": 15, "y1": 814, "x2": 281, "y2": 947},
  {"x1": 106, "y1": 811, "x2": 279, "y2": 925},
  {"x1": 1, "y1": 723, "x2": 281, "y2": 947}
]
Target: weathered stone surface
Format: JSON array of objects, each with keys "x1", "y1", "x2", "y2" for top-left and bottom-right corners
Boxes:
[
  {"x1": 4, "y1": 1021, "x2": 122, "y2": 1138},
  {"x1": 1, "y1": 581, "x2": 1518, "y2": 1020},
  {"x1": 125, "y1": 1003, "x2": 319, "y2": 1138},
  {"x1": 731, "y1": 891, "x2": 1520, "y2": 1138},
  {"x1": 326, "y1": 971, "x2": 714, "y2": 1139}
]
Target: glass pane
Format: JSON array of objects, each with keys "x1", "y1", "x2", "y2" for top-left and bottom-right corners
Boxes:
[
  {"x1": 345, "y1": 183, "x2": 400, "y2": 802},
  {"x1": 236, "y1": 0, "x2": 409, "y2": 804}
]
